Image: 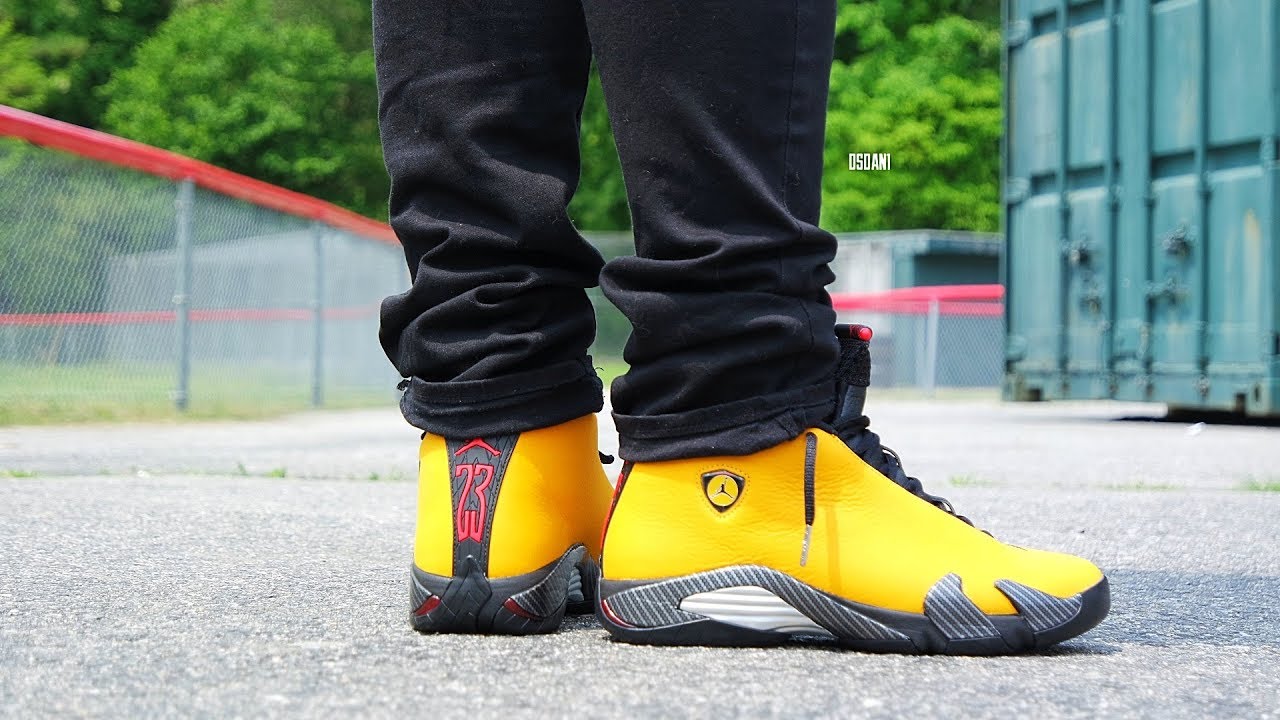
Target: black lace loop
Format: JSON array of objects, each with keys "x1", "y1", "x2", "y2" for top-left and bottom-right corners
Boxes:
[
  {"x1": 831, "y1": 323, "x2": 979, "y2": 529},
  {"x1": 837, "y1": 417, "x2": 976, "y2": 527}
]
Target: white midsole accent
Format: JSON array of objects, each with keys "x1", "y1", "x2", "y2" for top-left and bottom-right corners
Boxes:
[{"x1": 678, "y1": 585, "x2": 833, "y2": 636}]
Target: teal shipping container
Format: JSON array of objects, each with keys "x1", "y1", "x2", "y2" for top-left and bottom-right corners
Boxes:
[{"x1": 1002, "y1": 0, "x2": 1280, "y2": 416}]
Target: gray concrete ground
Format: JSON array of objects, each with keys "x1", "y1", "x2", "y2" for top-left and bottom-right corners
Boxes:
[{"x1": 1, "y1": 398, "x2": 1278, "y2": 718}]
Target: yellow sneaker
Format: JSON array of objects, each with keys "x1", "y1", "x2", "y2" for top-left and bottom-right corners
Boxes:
[
  {"x1": 598, "y1": 431, "x2": 1108, "y2": 653},
  {"x1": 597, "y1": 326, "x2": 1109, "y2": 653},
  {"x1": 410, "y1": 414, "x2": 614, "y2": 634}
]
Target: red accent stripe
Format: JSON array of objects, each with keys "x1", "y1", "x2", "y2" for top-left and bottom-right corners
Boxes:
[
  {"x1": 0, "y1": 105, "x2": 397, "y2": 245},
  {"x1": 503, "y1": 598, "x2": 541, "y2": 620},
  {"x1": 413, "y1": 595, "x2": 441, "y2": 617},
  {"x1": 599, "y1": 598, "x2": 634, "y2": 629},
  {"x1": 831, "y1": 284, "x2": 1004, "y2": 317},
  {"x1": 0, "y1": 305, "x2": 379, "y2": 327},
  {"x1": 599, "y1": 462, "x2": 631, "y2": 559}
]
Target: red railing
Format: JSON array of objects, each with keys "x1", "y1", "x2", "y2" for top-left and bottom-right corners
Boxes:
[
  {"x1": 0, "y1": 286, "x2": 1002, "y2": 328},
  {"x1": 831, "y1": 284, "x2": 1003, "y2": 317},
  {"x1": 0, "y1": 105, "x2": 397, "y2": 245}
]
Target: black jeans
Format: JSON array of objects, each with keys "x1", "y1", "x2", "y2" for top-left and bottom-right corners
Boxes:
[{"x1": 375, "y1": 0, "x2": 839, "y2": 461}]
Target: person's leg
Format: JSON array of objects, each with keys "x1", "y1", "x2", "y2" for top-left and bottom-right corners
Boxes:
[
  {"x1": 376, "y1": 0, "x2": 604, "y2": 437},
  {"x1": 583, "y1": 1, "x2": 1109, "y2": 652},
  {"x1": 374, "y1": 0, "x2": 612, "y2": 634},
  {"x1": 582, "y1": 0, "x2": 840, "y2": 461}
]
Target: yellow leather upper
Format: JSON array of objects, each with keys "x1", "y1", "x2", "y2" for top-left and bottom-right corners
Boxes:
[
  {"x1": 414, "y1": 414, "x2": 614, "y2": 578},
  {"x1": 602, "y1": 428, "x2": 1102, "y2": 615}
]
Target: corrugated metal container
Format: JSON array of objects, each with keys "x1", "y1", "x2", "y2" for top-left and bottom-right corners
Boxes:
[{"x1": 1002, "y1": 0, "x2": 1280, "y2": 415}]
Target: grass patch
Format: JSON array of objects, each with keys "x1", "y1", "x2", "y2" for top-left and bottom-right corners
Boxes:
[
  {"x1": 948, "y1": 474, "x2": 1000, "y2": 488},
  {"x1": 1237, "y1": 477, "x2": 1280, "y2": 492},
  {"x1": 1100, "y1": 480, "x2": 1180, "y2": 492},
  {"x1": 0, "y1": 362, "x2": 395, "y2": 426},
  {"x1": 0, "y1": 469, "x2": 39, "y2": 478},
  {"x1": 2, "y1": 357, "x2": 975, "y2": 427},
  {"x1": 0, "y1": 360, "x2": 631, "y2": 426}
]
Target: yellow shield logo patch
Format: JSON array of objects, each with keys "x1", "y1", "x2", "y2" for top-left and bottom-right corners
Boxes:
[{"x1": 701, "y1": 470, "x2": 744, "y2": 512}]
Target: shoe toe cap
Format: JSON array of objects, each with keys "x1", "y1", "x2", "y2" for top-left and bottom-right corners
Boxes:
[{"x1": 1001, "y1": 547, "x2": 1105, "y2": 601}]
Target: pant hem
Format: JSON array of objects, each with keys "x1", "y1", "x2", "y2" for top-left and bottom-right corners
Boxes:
[
  {"x1": 399, "y1": 357, "x2": 604, "y2": 437},
  {"x1": 614, "y1": 380, "x2": 835, "y2": 461}
]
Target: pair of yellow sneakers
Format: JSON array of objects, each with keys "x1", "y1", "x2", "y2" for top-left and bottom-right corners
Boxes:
[{"x1": 408, "y1": 328, "x2": 1109, "y2": 653}]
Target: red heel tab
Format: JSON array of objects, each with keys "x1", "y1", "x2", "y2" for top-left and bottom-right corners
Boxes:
[
  {"x1": 599, "y1": 462, "x2": 633, "y2": 564},
  {"x1": 835, "y1": 324, "x2": 874, "y2": 341}
]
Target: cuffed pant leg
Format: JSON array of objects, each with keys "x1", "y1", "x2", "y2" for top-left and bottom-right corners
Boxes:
[
  {"x1": 581, "y1": 0, "x2": 840, "y2": 460},
  {"x1": 374, "y1": 0, "x2": 604, "y2": 436}
]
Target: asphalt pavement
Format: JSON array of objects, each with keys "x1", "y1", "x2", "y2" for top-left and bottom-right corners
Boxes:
[{"x1": 1, "y1": 398, "x2": 1278, "y2": 718}]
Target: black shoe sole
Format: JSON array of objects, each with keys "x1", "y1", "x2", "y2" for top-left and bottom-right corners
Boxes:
[
  {"x1": 598, "y1": 566, "x2": 1109, "y2": 655},
  {"x1": 410, "y1": 544, "x2": 596, "y2": 635}
]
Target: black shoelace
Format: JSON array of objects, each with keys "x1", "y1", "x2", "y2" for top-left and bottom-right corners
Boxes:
[
  {"x1": 800, "y1": 421, "x2": 978, "y2": 567},
  {"x1": 834, "y1": 415, "x2": 974, "y2": 526},
  {"x1": 830, "y1": 324, "x2": 975, "y2": 527}
]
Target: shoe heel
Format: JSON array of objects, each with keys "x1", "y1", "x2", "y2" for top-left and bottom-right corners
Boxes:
[{"x1": 410, "y1": 544, "x2": 590, "y2": 635}]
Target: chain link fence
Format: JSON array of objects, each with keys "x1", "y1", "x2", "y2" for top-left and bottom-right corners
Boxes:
[
  {"x1": 0, "y1": 132, "x2": 405, "y2": 423},
  {"x1": 833, "y1": 292, "x2": 1004, "y2": 395},
  {"x1": 0, "y1": 113, "x2": 1003, "y2": 424}
]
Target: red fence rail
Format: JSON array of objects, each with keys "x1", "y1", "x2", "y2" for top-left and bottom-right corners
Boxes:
[
  {"x1": 0, "y1": 104, "x2": 396, "y2": 245},
  {"x1": 830, "y1": 284, "x2": 1004, "y2": 317},
  {"x1": 0, "y1": 286, "x2": 1002, "y2": 328}
]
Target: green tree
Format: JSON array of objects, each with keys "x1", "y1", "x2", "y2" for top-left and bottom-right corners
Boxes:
[
  {"x1": 0, "y1": 0, "x2": 173, "y2": 128},
  {"x1": 568, "y1": 70, "x2": 630, "y2": 231},
  {"x1": 0, "y1": 20, "x2": 54, "y2": 110},
  {"x1": 270, "y1": 0, "x2": 372, "y2": 55},
  {"x1": 100, "y1": 0, "x2": 387, "y2": 218},
  {"x1": 822, "y1": 2, "x2": 1002, "y2": 232}
]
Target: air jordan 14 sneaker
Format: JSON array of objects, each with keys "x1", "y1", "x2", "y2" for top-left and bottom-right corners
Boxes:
[
  {"x1": 410, "y1": 414, "x2": 614, "y2": 634},
  {"x1": 596, "y1": 326, "x2": 1109, "y2": 653}
]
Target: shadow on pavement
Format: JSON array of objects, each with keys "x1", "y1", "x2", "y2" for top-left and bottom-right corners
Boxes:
[{"x1": 1114, "y1": 411, "x2": 1280, "y2": 428}]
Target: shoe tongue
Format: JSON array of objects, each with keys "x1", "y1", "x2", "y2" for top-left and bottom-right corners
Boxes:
[
  {"x1": 831, "y1": 325, "x2": 956, "y2": 510},
  {"x1": 832, "y1": 324, "x2": 909, "y2": 485},
  {"x1": 833, "y1": 324, "x2": 873, "y2": 423}
]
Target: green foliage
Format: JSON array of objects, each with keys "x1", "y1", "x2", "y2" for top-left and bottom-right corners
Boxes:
[
  {"x1": 823, "y1": 3, "x2": 1002, "y2": 232},
  {"x1": 100, "y1": 0, "x2": 386, "y2": 218},
  {"x1": 0, "y1": 0, "x2": 173, "y2": 127},
  {"x1": 0, "y1": 20, "x2": 55, "y2": 110},
  {"x1": 2, "y1": 0, "x2": 1004, "y2": 231},
  {"x1": 568, "y1": 70, "x2": 630, "y2": 231},
  {"x1": 269, "y1": 0, "x2": 373, "y2": 54}
]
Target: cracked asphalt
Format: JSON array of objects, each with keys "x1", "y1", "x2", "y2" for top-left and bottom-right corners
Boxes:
[{"x1": 1, "y1": 398, "x2": 1278, "y2": 718}]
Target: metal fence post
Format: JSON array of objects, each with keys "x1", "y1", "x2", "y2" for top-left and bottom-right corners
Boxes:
[
  {"x1": 914, "y1": 313, "x2": 926, "y2": 389},
  {"x1": 173, "y1": 178, "x2": 194, "y2": 411},
  {"x1": 311, "y1": 223, "x2": 325, "y2": 408},
  {"x1": 923, "y1": 299, "x2": 941, "y2": 398}
]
